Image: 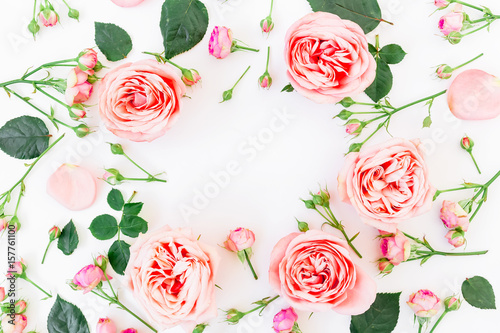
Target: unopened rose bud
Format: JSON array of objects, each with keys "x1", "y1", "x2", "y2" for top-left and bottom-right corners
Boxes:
[
  {"x1": 209, "y1": 26, "x2": 233, "y2": 59},
  {"x1": 447, "y1": 31, "x2": 463, "y2": 44},
  {"x1": 93, "y1": 61, "x2": 104, "y2": 73},
  {"x1": 302, "y1": 199, "x2": 315, "y2": 209},
  {"x1": 39, "y1": 8, "x2": 58, "y2": 27},
  {"x1": 78, "y1": 49, "x2": 98, "y2": 71},
  {"x1": 181, "y1": 68, "x2": 201, "y2": 86},
  {"x1": 444, "y1": 296, "x2": 461, "y2": 311},
  {"x1": 65, "y1": 81, "x2": 93, "y2": 106},
  {"x1": 109, "y1": 143, "x2": 124, "y2": 155},
  {"x1": 192, "y1": 324, "x2": 208, "y2": 333},
  {"x1": 445, "y1": 229, "x2": 466, "y2": 248},
  {"x1": 460, "y1": 136, "x2": 474, "y2": 151},
  {"x1": 258, "y1": 72, "x2": 272, "y2": 89},
  {"x1": 68, "y1": 8, "x2": 79, "y2": 21},
  {"x1": 8, "y1": 217, "x2": 20, "y2": 232},
  {"x1": 345, "y1": 119, "x2": 364, "y2": 136},
  {"x1": 436, "y1": 65, "x2": 453, "y2": 79},
  {"x1": 87, "y1": 74, "x2": 99, "y2": 84},
  {"x1": 15, "y1": 300, "x2": 27, "y2": 314},
  {"x1": 73, "y1": 124, "x2": 91, "y2": 138},
  {"x1": 97, "y1": 317, "x2": 116, "y2": 333},
  {"x1": 296, "y1": 219, "x2": 309, "y2": 232},
  {"x1": 407, "y1": 289, "x2": 441, "y2": 318},
  {"x1": 378, "y1": 258, "x2": 394, "y2": 274},
  {"x1": 104, "y1": 168, "x2": 125, "y2": 184},
  {"x1": 260, "y1": 16, "x2": 274, "y2": 34},
  {"x1": 69, "y1": 105, "x2": 87, "y2": 121},
  {"x1": 335, "y1": 109, "x2": 353, "y2": 120},
  {"x1": 225, "y1": 309, "x2": 245, "y2": 324},
  {"x1": 435, "y1": 0, "x2": 450, "y2": 8},
  {"x1": 28, "y1": 19, "x2": 40, "y2": 37},
  {"x1": 221, "y1": 89, "x2": 233, "y2": 103},
  {"x1": 94, "y1": 255, "x2": 108, "y2": 271},
  {"x1": 48, "y1": 226, "x2": 61, "y2": 241},
  {"x1": 339, "y1": 97, "x2": 355, "y2": 108},
  {"x1": 9, "y1": 260, "x2": 26, "y2": 277},
  {"x1": 73, "y1": 265, "x2": 105, "y2": 294}
]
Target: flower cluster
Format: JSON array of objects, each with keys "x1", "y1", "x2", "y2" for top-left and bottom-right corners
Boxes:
[
  {"x1": 407, "y1": 289, "x2": 461, "y2": 331},
  {"x1": 66, "y1": 49, "x2": 100, "y2": 107},
  {"x1": 29, "y1": 0, "x2": 79, "y2": 39}
]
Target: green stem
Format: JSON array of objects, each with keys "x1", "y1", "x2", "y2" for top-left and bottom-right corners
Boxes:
[
  {"x1": 127, "y1": 191, "x2": 138, "y2": 203},
  {"x1": 113, "y1": 298, "x2": 157, "y2": 332},
  {"x1": 269, "y1": 0, "x2": 274, "y2": 16},
  {"x1": 234, "y1": 45, "x2": 260, "y2": 53},
  {"x1": 318, "y1": 207, "x2": 362, "y2": 258},
  {"x1": 468, "y1": 152, "x2": 481, "y2": 174},
  {"x1": 391, "y1": 90, "x2": 447, "y2": 114},
  {"x1": 469, "y1": 16, "x2": 500, "y2": 24},
  {"x1": 402, "y1": 232, "x2": 435, "y2": 251},
  {"x1": 470, "y1": 198, "x2": 484, "y2": 221},
  {"x1": 243, "y1": 295, "x2": 279, "y2": 315},
  {"x1": 452, "y1": 0, "x2": 487, "y2": 12},
  {"x1": 244, "y1": 250, "x2": 258, "y2": 280},
  {"x1": 451, "y1": 53, "x2": 484, "y2": 71},
  {"x1": 232, "y1": 66, "x2": 251, "y2": 89},
  {"x1": 41, "y1": 240, "x2": 53, "y2": 264},
  {"x1": 23, "y1": 277, "x2": 52, "y2": 298},
  {"x1": 123, "y1": 153, "x2": 154, "y2": 178},
  {"x1": 417, "y1": 250, "x2": 488, "y2": 257},
  {"x1": 32, "y1": 0, "x2": 37, "y2": 21},
  {"x1": 122, "y1": 177, "x2": 167, "y2": 183},
  {"x1": 462, "y1": 22, "x2": 493, "y2": 37},
  {"x1": 429, "y1": 310, "x2": 449, "y2": 333},
  {"x1": 35, "y1": 85, "x2": 71, "y2": 110},
  {"x1": 103, "y1": 271, "x2": 117, "y2": 300},
  {"x1": 13, "y1": 186, "x2": 23, "y2": 217},
  {"x1": 22, "y1": 58, "x2": 76, "y2": 79},
  {"x1": 265, "y1": 46, "x2": 270, "y2": 72},
  {"x1": 484, "y1": 169, "x2": 500, "y2": 187},
  {"x1": 418, "y1": 323, "x2": 423, "y2": 333},
  {"x1": 0, "y1": 79, "x2": 56, "y2": 88},
  {"x1": 61, "y1": 0, "x2": 71, "y2": 9}
]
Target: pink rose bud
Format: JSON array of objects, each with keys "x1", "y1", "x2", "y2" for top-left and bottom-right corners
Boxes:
[
  {"x1": 78, "y1": 49, "x2": 98, "y2": 71},
  {"x1": 460, "y1": 136, "x2": 474, "y2": 151},
  {"x1": 97, "y1": 317, "x2": 117, "y2": 333},
  {"x1": 436, "y1": 65, "x2": 453, "y2": 79},
  {"x1": 224, "y1": 228, "x2": 256, "y2": 252},
  {"x1": 378, "y1": 258, "x2": 394, "y2": 274},
  {"x1": 407, "y1": 289, "x2": 441, "y2": 317},
  {"x1": 0, "y1": 218, "x2": 7, "y2": 233},
  {"x1": 67, "y1": 67, "x2": 89, "y2": 88},
  {"x1": 1, "y1": 314, "x2": 27, "y2": 333},
  {"x1": 445, "y1": 229, "x2": 466, "y2": 248},
  {"x1": 208, "y1": 26, "x2": 233, "y2": 59},
  {"x1": 444, "y1": 296, "x2": 461, "y2": 311},
  {"x1": 8, "y1": 217, "x2": 21, "y2": 233},
  {"x1": 181, "y1": 68, "x2": 201, "y2": 86},
  {"x1": 0, "y1": 287, "x2": 5, "y2": 301},
  {"x1": 435, "y1": 0, "x2": 450, "y2": 8},
  {"x1": 273, "y1": 307, "x2": 298, "y2": 333},
  {"x1": 259, "y1": 73, "x2": 272, "y2": 89},
  {"x1": 48, "y1": 226, "x2": 61, "y2": 241},
  {"x1": 111, "y1": 0, "x2": 145, "y2": 7},
  {"x1": 65, "y1": 81, "x2": 93, "y2": 106},
  {"x1": 73, "y1": 265, "x2": 104, "y2": 294},
  {"x1": 345, "y1": 119, "x2": 364, "y2": 136},
  {"x1": 440, "y1": 200, "x2": 470, "y2": 231},
  {"x1": 39, "y1": 9, "x2": 58, "y2": 27},
  {"x1": 10, "y1": 260, "x2": 26, "y2": 276},
  {"x1": 15, "y1": 300, "x2": 27, "y2": 314},
  {"x1": 69, "y1": 105, "x2": 87, "y2": 120},
  {"x1": 94, "y1": 255, "x2": 109, "y2": 271},
  {"x1": 260, "y1": 16, "x2": 274, "y2": 34},
  {"x1": 380, "y1": 231, "x2": 411, "y2": 265},
  {"x1": 120, "y1": 329, "x2": 138, "y2": 333},
  {"x1": 438, "y1": 5, "x2": 464, "y2": 36}
]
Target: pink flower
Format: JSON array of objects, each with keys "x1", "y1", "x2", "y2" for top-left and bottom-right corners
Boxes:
[
  {"x1": 67, "y1": 67, "x2": 89, "y2": 88},
  {"x1": 181, "y1": 69, "x2": 201, "y2": 86},
  {"x1": 273, "y1": 308, "x2": 298, "y2": 333},
  {"x1": 0, "y1": 218, "x2": 7, "y2": 233},
  {"x1": 98, "y1": 60, "x2": 185, "y2": 142},
  {"x1": 97, "y1": 318, "x2": 116, "y2": 333},
  {"x1": 110, "y1": 0, "x2": 145, "y2": 7},
  {"x1": 224, "y1": 228, "x2": 256, "y2": 252},
  {"x1": 0, "y1": 287, "x2": 5, "y2": 301},
  {"x1": 435, "y1": 0, "x2": 450, "y2": 8},
  {"x1": 1, "y1": 314, "x2": 27, "y2": 333},
  {"x1": 284, "y1": 12, "x2": 376, "y2": 104},
  {"x1": 10, "y1": 260, "x2": 25, "y2": 275},
  {"x1": 65, "y1": 81, "x2": 93, "y2": 106},
  {"x1": 438, "y1": 5, "x2": 464, "y2": 36},
  {"x1": 445, "y1": 229, "x2": 466, "y2": 247},
  {"x1": 436, "y1": 65, "x2": 452, "y2": 79},
  {"x1": 378, "y1": 259, "x2": 394, "y2": 274},
  {"x1": 440, "y1": 201, "x2": 469, "y2": 231},
  {"x1": 338, "y1": 138, "x2": 435, "y2": 232},
  {"x1": 39, "y1": 9, "x2": 58, "y2": 27},
  {"x1": 73, "y1": 265, "x2": 104, "y2": 294},
  {"x1": 407, "y1": 289, "x2": 441, "y2": 317},
  {"x1": 346, "y1": 122, "x2": 361, "y2": 135},
  {"x1": 15, "y1": 300, "x2": 27, "y2": 314},
  {"x1": 261, "y1": 17, "x2": 274, "y2": 34},
  {"x1": 447, "y1": 69, "x2": 500, "y2": 120},
  {"x1": 259, "y1": 74, "x2": 272, "y2": 89},
  {"x1": 208, "y1": 26, "x2": 233, "y2": 59},
  {"x1": 125, "y1": 226, "x2": 220, "y2": 330},
  {"x1": 46, "y1": 164, "x2": 97, "y2": 211},
  {"x1": 48, "y1": 226, "x2": 61, "y2": 241},
  {"x1": 120, "y1": 329, "x2": 138, "y2": 333},
  {"x1": 380, "y1": 231, "x2": 411, "y2": 265},
  {"x1": 78, "y1": 49, "x2": 98, "y2": 71},
  {"x1": 461, "y1": 136, "x2": 473, "y2": 150},
  {"x1": 444, "y1": 296, "x2": 461, "y2": 311},
  {"x1": 269, "y1": 230, "x2": 377, "y2": 314}
]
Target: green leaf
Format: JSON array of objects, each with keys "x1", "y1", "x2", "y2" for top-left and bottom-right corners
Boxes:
[
  {"x1": 47, "y1": 295, "x2": 90, "y2": 333},
  {"x1": 108, "y1": 240, "x2": 130, "y2": 275},
  {"x1": 57, "y1": 220, "x2": 79, "y2": 256},
  {"x1": 94, "y1": 22, "x2": 133, "y2": 61},
  {"x1": 462, "y1": 276, "x2": 496, "y2": 309},
  {"x1": 422, "y1": 116, "x2": 432, "y2": 128},
  {"x1": 307, "y1": 0, "x2": 382, "y2": 33},
  {"x1": 123, "y1": 202, "x2": 143, "y2": 216},
  {"x1": 107, "y1": 189, "x2": 124, "y2": 211},
  {"x1": 365, "y1": 58, "x2": 393, "y2": 102},
  {"x1": 119, "y1": 215, "x2": 148, "y2": 238},
  {"x1": 281, "y1": 83, "x2": 294, "y2": 92},
  {"x1": 89, "y1": 214, "x2": 118, "y2": 240},
  {"x1": 160, "y1": 0, "x2": 209, "y2": 59},
  {"x1": 350, "y1": 292, "x2": 401, "y2": 333},
  {"x1": 368, "y1": 43, "x2": 377, "y2": 57},
  {"x1": 0, "y1": 116, "x2": 49, "y2": 160},
  {"x1": 379, "y1": 44, "x2": 406, "y2": 64}
]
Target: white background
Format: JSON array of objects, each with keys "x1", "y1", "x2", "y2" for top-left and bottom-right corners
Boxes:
[{"x1": 1, "y1": 0, "x2": 500, "y2": 332}]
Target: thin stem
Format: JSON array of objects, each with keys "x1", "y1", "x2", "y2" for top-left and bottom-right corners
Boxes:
[
  {"x1": 484, "y1": 169, "x2": 500, "y2": 187},
  {"x1": 244, "y1": 250, "x2": 258, "y2": 280},
  {"x1": 127, "y1": 191, "x2": 138, "y2": 203},
  {"x1": 265, "y1": 46, "x2": 270, "y2": 72},
  {"x1": 0, "y1": 79, "x2": 56, "y2": 88},
  {"x1": 114, "y1": 298, "x2": 158, "y2": 332},
  {"x1": 391, "y1": 90, "x2": 447, "y2": 114},
  {"x1": 417, "y1": 250, "x2": 488, "y2": 257},
  {"x1": 452, "y1": 0, "x2": 486, "y2": 12},
  {"x1": 402, "y1": 232, "x2": 435, "y2": 251},
  {"x1": 41, "y1": 240, "x2": 53, "y2": 264},
  {"x1": 123, "y1": 153, "x2": 154, "y2": 178},
  {"x1": 32, "y1": 0, "x2": 38, "y2": 21},
  {"x1": 429, "y1": 310, "x2": 448, "y2": 333},
  {"x1": 468, "y1": 152, "x2": 481, "y2": 174},
  {"x1": 35, "y1": 85, "x2": 71, "y2": 110},
  {"x1": 462, "y1": 22, "x2": 493, "y2": 37},
  {"x1": 22, "y1": 59, "x2": 76, "y2": 79},
  {"x1": 13, "y1": 186, "x2": 23, "y2": 217},
  {"x1": 418, "y1": 323, "x2": 423, "y2": 333},
  {"x1": 320, "y1": 207, "x2": 362, "y2": 258},
  {"x1": 23, "y1": 277, "x2": 52, "y2": 298},
  {"x1": 234, "y1": 45, "x2": 260, "y2": 53},
  {"x1": 103, "y1": 271, "x2": 117, "y2": 299},
  {"x1": 269, "y1": 0, "x2": 274, "y2": 16},
  {"x1": 451, "y1": 53, "x2": 484, "y2": 71},
  {"x1": 469, "y1": 16, "x2": 500, "y2": 24},
  {"x1": 61, "y1": 0, "x2": 71, "y2": 9},
  {"x1": 122, "y1": 177, "x2": 167, "y2": 183},
  {"x1": 232, "y1": 66, "x2": 251, "y2": 89},
  {"x1": 470, "y1": 199, "x2": 484, "y2": 221},
  {"x1": 244, "y1": 295, "x2": 279, "y2": 315}
]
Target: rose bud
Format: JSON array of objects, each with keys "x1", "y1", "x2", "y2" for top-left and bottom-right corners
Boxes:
[
  {"x1": 109, "y1": 143, "x2": 125, "y2": 155},
  {"x1": 39, "y1": 7, "x2": 58, "y2": 27},
  {"x1": 345, "y1": 119, "x2": 365, "y2": 136},
  {"x1": 273, "y1": 307, "x2": 299, "y2": 333},
  {"x1": 48, "y1": 226, "x2": 61, "y2": 241},
  {"x1": 407, "y1": 289, "x2": 441, "y2": 318},
  {"x1": 68, "y1": 8, "x2": 80, "y2": 20},
  {"x1": 461, "y1": 136, "x2": 474, "y2": 151},
  {"x1": 28, "y1": 19, "x2": 40, "y2": 38},
  {"x1": 436, "y1": 65, "x2": 453, "y2": 79},
  {"x1": 69, "y1": 105, "x2": 87, "y2": 121},
  {"x1": 378, "y1": 258, "x2": 394, "y2": 275},
  {"x1": 260, "y1": 16, "x2": 274, "y2": 34},
  {"x1": 94, "y1": 255, "x2": 109, "y2": 271},
  {"x1": 224, "y1": 228, "x2": 256, "y2": 252},
  {"x1": 258, "y1": 72, "x2": 272, "y2": 89},
  {"x1": 15, "y1": 300, "x2": 27, "y2": 314},
  {"x1": 380, "y1": 231, "x2": 411, "y2": 266},
  {"x1": 208, "y1": 26, "x2": 233, "y2": 59},
  {"x1": 225, "y1": 309, "x2": 245, "y2": 324},
  {"x1": 438, "y1": 5, "x2": 464, "y2": 36},
  {"x1": 97, "y1": 318, "x2": 116, "y2": 333},
  {"x1": 8, "y1": 217, "x2": 21, "y2": 233},
  {"x1": 67, "y1": 67, "x2": 89, "y2": 88},
  {"x1": 435, "y1": 0, "x2": 450, "y2": 8},
  {"x1": 181, "y1": 68, "x2": 201, "y2": 86},
  {"x1": 1, "y1": 314, "x2": 27, "y2": 333},
  {"x1": 0, "y1": 287, "x2": 5, "y2": 301},
  {"x1": 0, "y1": 218, "x2": 8, "y2": 233},
  {"x1": 120, "y1": 329, "x2": 138, "y2": 333},
  {"x1": 444, "y1": 296, "x2": 461, "y2": 311},
  {"x1": 445, "y1": 229, "x2": 466, "y2": 248},
  {"x1": 78, "y1": 49, "x2": 99, "y2": 71},
  {"x1": 73, "y1": 123, "x2": 91, "y2": 138},
  {"x1": 10, "y1": 260, "x2": 26, "y2": 277},
  {"x1": 65, "y1": 81, "x2": 93, "y2": 106},
  {"x1": 72, "y1": 264, "x2": 105, "y2": 294},
  {"x1": 440, "y1": 201, "x2": 469, "y2": 232}
]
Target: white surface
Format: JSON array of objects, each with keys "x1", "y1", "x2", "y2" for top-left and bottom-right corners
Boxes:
[{"x1": 1, "y1": 0, "x2": 500, "y2": 332}]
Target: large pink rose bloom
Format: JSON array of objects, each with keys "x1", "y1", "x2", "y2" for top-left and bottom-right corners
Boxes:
[
  {"x1": 98, "y1": 60, "x2": 186, "y2": 142},
  {"x1": 284, "y1": 12, "x2": 376, "y2": 104},
  {"x1": 338, "y1": 138, "x2": 435, "y2": 232},
  {"x1": 269, "y1": 230, "x2": 376, "y2": 315},
  {"x1": 125, "y1": 226, "x2": 220, "y2": 331}
]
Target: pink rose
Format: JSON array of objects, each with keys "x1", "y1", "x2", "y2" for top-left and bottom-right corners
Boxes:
[
  {"x1": 284, "y1": 12, "x2": 376, "y2": 104},
  {"x1": 436, "y1": 65, "x2": 452, "y2": 79},
  {"x1": 15, "y1": 300, "x2": 27, "y2": 314},
  {"x1": 98, "y1": 60, "x2": 186, "y2": 142},
  {"x1": 181, "y1": 69, "x2": 201, "y2": 86},
  {"x1": 47, "y1": 164, "x2": 97, "y2": 211},
  {"x1": 269, "y1": 230, "x2": 376, "y2": 314},
  {"x1": 208, "y1": 26, "x2": 233, "y2": 59},
  {"x1": 73, "y1": 264, "x2": 104, "y2": 294},
  {"x1": 65, "y1": 81, "x2": 93, "y2": 106},
  {"x1": 97, "y1": 318, "x2": 116, "y2": 333},
  {"x1": 407, "y1": 289, "x2": 441, "y2": 317},
  {"x1": 338, "y1": 138, "x2": 435, "y2": 232},
  {"x1": 77, "y1": 49, "x2": 98, "y2": 72},
  {"x1": 39, "y1": 9, "x2": 58, "y2": 27},
  {"x1": 447, "y1": 69, "x2": 500, "y2": 120},
  {"x1": 67, "y1": 67, "x2": 88, "y2": 88},
  {"x1": 438, "y1": 5, "x2": 464, "y2": 36},
  {"x1": 224, "y1": 228, "x2": 256, "y2": 252},
  {"x1": 120, "y1": 329, "x2": 137, "y2": 333},
  {"x1": 445, "y1": 229, "x2": 466, "y2": 247},
  {"x1": 440, "y1": 200, "x2": 469, "y2": 231},
  {"x1": 111, "y1": 0, "x2": 144, "y2": 7},
  {"x1": 125, "y1": 226, "x2": 220, "y2": 330},
  {"x1": 273, "y1": 307, "x2": 298, "y2": 333},
  {"x1": 378, "y1": 259, "x2": 394, "y2": 274},
  {"x1": 1, "y1": 314, "x2": 27, "y2": 333},
  {"x1": 435, "y1": 0, "x2": 450, "y2": 8},
  {"x1": 0, "y1": 287, "x2": 5, "y2": 301},
  {"x1": 380, "y1": 231, "x2": 411, "y2": 265}
]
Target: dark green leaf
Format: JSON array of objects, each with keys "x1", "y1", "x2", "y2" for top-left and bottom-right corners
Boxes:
[
  {"x1": 57, "y1": 220, "x2": 79, "y2": 256},
  {"x1": 368, "y1": 43, "x2": 377, "y2": 57},
  {"x1": 123, "y1": 202, "x2": 143, "y2": 216},
  {"x1": 307, "y1": 0, "x2": 382, "y2": 33},
  {"x1": 281, "y1": 83, "x2": 294, "y2": 92},
  {"x1": 89, "y1": 214, "x2": 118, "y2": 240},
  {"x1": 119, "y1": 215, "x2": 148, "y2": 238},
  {"x1": 0, "y1": 116, "x2": 49, "y2": 159},
  {"x1": 160, "y1": 0, "x2": 209, "y2": 59},
  {"x1": 350, "y1": 292, "x2": 401, "y2": 333},
  {"x1": 422, "y1": 116, "x2": 432, "y2": 128},
  {"x1": 47, "y1": 295, "x2": 90, "y2": 333},
  {"x1": 108, "y1": 240, "x2": 130, "y2": 275},
  {"x1": 379, "y1": 44, "x2": 406, "y2": 64},
  {"x1": 107, "y1": 189, "x2": 124, "y2": 211},
  {"x1": 94, "y1": 22, "x2": 133, "y2": 61},
  {"x1": 462, "y1": 276, "x2": 496, "y2": 309},
  {"x1": 365, "y1": 58, "x2": 393, "y2": 102}
]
